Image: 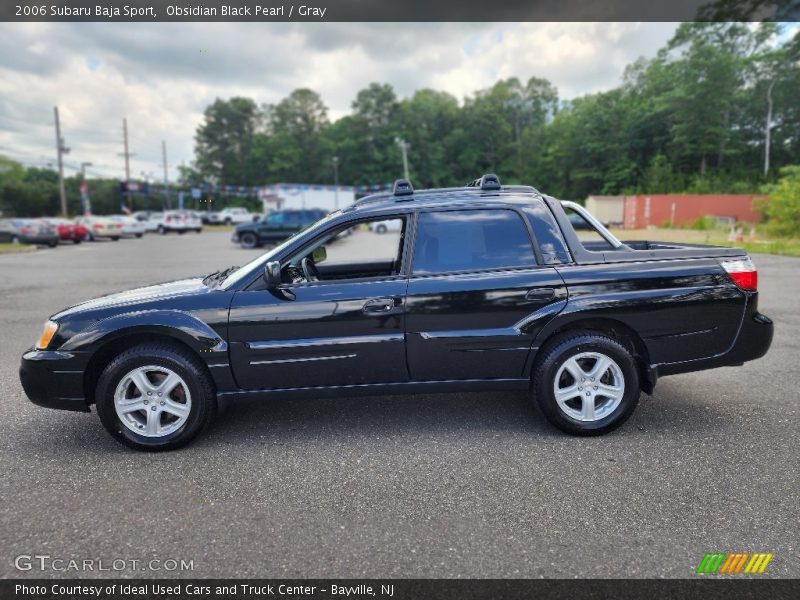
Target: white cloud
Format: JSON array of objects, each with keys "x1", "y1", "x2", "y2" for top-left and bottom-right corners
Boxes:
[{"x1": 0, "y1": 22, "x2": 677, "y2": 182}]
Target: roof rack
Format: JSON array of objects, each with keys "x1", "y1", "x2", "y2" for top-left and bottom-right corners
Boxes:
[
  {"x1": 393, "y1": 179, "x2": 414, "y2": 196},
  {"x1": 466, "y1": 173, "x2": 502, "y2": 190},
  {"x1": 346, "y1": 177, "x2": 540, "y2": 212}
]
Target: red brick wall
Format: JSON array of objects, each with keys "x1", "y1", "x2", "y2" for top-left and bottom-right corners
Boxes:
[{"x1": 623, "y1": 195, "x2": 764, "y2": 229}]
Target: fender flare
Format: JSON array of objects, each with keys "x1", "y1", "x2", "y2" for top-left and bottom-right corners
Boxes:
[{"x1": 60, "y1": 309, "x2": 227, "y2": 353}]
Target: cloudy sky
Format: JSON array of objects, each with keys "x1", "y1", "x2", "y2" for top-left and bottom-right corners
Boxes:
[{"x1": 0, "y1": 22, "x2": 678, "y2": 183}]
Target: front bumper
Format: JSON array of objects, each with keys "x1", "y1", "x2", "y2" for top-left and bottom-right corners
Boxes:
[{"x1": 19, "y1": 349, "x2": 90, "y2": 412}]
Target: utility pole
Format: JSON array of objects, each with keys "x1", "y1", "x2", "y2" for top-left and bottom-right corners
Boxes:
[
  {"x1": 118, "y1": 118, "x2": 135, "y2": 210},
  {"x1": 53, "y1": 106, "x2": 70, "y2": 217},
  {"x1": 332, "y1": 155, "x2": 339, "y2": 210},
  {"x1": 162, "y1": 140, "x2": 170, "y2": 208},
  {"x1": 394, "y1": 137, "x2": 410, "y2": 181}
]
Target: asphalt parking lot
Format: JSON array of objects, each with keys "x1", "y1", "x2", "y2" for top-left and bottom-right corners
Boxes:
[{"x1": 0, "y1": 231, "x2": 797, "y2": 578}]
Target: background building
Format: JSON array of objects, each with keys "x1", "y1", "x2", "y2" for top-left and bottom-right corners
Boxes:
[
  {"x1": 622, "y1": 194, "x2": 764, "y2": 229},
  {"x1": 259, "y1": 184, "x2": 355, "y2": 213},
  {"x1": 585, "y1": 196, "x2": 625, "y2": 226}
]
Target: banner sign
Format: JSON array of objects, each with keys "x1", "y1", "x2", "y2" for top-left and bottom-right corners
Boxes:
[
  {"x1": 120, "y1": 181, "x2": 150, "y2": 194},
  {"x1": 79, "y1": 181, "x2": 91, "y2": 215}
]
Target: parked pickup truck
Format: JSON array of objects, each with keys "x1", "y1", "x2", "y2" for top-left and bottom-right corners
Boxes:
[
  {"x1": 209, "y1": 207, "x2": 257, "y2": 225},
  {"x1": 19, "y1": 174, "x2": 773, "y2": 451}
]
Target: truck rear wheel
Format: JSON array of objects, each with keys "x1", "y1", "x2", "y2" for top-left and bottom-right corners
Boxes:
[
  {"x1": 533, "y1": 333, "x2": 640, "y2": 435},
  {"x1": 240, "y1": 232, "x2": 258, "y2": 249}
]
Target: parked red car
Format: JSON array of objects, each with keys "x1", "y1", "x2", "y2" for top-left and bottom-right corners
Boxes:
[{"x1": 41, "y1": 218, "x2": 88, "y2": 244}]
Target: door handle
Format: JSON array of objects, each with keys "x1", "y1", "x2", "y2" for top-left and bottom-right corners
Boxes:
[
  {"x1": 363, "y1": 297, "x2": 396, "y2": 313},
  {"x1": 525, "y1": 287, "x2": 556, "y2": 302}
]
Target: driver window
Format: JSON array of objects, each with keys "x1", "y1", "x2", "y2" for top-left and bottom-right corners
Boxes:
[{"x1": 283, "y1": 217, "x2": 407, "y2": 283}]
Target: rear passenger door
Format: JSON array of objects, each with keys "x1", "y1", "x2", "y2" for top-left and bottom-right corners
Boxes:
[{"x1": 405, "y1": 208, "x2": 567, "y2": 381}]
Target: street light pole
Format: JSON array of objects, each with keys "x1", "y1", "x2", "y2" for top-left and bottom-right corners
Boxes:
[
  {"x1": 394, "y1": 137, "x2": 410, "y2": 181},
  {"x1": 332, "y1": 155, "x2": 339, "y2": 210},
  {"x1": 53, "y1": 106, "x2": 70, "y2": 217},
  {"x1": 80, "y1": 162, "x2": 93, "y2": 180}
]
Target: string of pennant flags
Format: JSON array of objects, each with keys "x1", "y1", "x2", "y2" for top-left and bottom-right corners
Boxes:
[{"x1": 183, "y1": 182, "x2": 395, "y2": 196}]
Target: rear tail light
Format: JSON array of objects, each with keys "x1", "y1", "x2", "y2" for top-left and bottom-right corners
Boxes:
[
  {"x1": 166, "y1": 216, "x2": 172, "y2": 222},
  {"x1": 93, "y1": 223, "x2": 103, "y2": 229},
  {"x1": 116, "y1": 223, "x2": 123, "y2": 229},
  {"x1": 21, "y1": 226, "x2": 32, "y2": 234},
  {"x1": 720, "y1": 257, "x2": 757, "y2": 291}
]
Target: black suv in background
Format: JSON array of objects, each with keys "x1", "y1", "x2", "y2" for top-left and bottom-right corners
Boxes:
[{"x1": 232, "y1": 209, "x2": 326, "y2": 248}]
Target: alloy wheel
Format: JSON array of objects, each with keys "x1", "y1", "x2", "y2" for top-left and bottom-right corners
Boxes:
[
  {"x1": 552, "y1": 351, "x2": 625, "y2": 422},
  {"x1": 113, "y1": 365, "x2": 192, "y2": 437}
]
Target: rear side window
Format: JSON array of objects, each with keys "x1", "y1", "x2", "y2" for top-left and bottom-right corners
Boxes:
[
  {"x1": 521, "y1": 199, "x2": 571, "y2": 264},
  {"x1": 413, "y1": 209, "x2": 536, "y2": 275}
]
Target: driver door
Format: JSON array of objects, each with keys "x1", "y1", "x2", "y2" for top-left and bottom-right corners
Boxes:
[{"x1": 228, "y1": 215, "x2": 410, "y2": 391}]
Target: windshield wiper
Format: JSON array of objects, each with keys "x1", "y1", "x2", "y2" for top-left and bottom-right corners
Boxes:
[{"x1": 203, "y1": 265, "x2": 238, "y2": 287}]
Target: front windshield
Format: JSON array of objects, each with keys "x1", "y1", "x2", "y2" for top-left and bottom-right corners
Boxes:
[{"x1": 219, "y1": 211, "x2": 340, "y2": 289}]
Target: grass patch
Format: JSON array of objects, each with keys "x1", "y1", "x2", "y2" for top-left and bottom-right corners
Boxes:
[
  {"x1": 0, "y1": 242, "x2": 35, "y2": 254},
  {"x1": 609, "y1": 228, "x2": 800, "y2": 257},
  {"x1": 203, "y1": 224, "x2": 234, "y2": 231}
]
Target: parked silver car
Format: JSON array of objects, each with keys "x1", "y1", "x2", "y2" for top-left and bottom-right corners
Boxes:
[{"x1": 1, "y1": 219, "x2": 59, "y2": 247}]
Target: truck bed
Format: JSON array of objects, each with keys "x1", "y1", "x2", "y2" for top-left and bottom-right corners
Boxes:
[{"x1": 579, "y1": 239, "x2": 746, "y2": 262}]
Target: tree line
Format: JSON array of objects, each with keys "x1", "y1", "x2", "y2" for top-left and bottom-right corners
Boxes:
[{"x1": 186, "y1": 22, "x2": 800, "y2": 200}]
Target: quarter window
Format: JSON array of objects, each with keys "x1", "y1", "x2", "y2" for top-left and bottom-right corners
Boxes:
[{"x1": 413, "y1": 210, "x2": 536, "y2": 275}]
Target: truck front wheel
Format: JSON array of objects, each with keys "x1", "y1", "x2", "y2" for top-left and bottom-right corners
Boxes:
[
  {"x1": 533, "y1": 333, "x2": 640, "y2": 436},
  {"x1": 95, "y1": 344, "x2": 216, "y2": 451}
]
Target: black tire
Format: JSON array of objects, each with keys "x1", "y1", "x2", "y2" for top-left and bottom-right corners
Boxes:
[
  {"x1": 533, "y1": 333, "x2": 640, "y2": 436},
  {"x1": 48, "y1": 240, "x2": 58, "y2": 248},
  {"x1": 73, "y1": 239, "x2": 81, "y2": 244},
  {"x1": 224, "y1": 218, "x2": 232, "y2": 226},
  {"x1": 159, "y1": 226, "x2": 167, "y2": 235},
  {"x1": 376, "y1": 224, "x2": 387, "y2": 234},
  {"x1": 110, "y1": 236, "x2": 119, "y2": 241},
  {"x1": 95, "y1": 344, "x2": 216, "y2": 451},
  {"x1": 135, "y1": 233, "x2": 143, "y2": 238},
  {"x1": 240, "y1": 232, "x2": 258, "y2": 249},
  {"x1": 11, "y1": 235, "x2": 20, "y2": 244},
  {"x1": 178, "y1": 230, "x2": 186, "y2": 235}
]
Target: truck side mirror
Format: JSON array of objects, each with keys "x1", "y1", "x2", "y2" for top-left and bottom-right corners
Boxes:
[{"x1": 264, "y1": 261, "x2": 281, "y2": 288}]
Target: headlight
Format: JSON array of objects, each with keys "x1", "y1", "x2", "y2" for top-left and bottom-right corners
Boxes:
[{"x1": 36, "y1": 320, "x2": 58, "y2": 350}]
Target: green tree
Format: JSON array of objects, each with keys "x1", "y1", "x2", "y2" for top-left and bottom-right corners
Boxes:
[
  {"x1": 194, "y1": 97, "x2": 263, "y2": 186},
  {"x1": 759, "y1": 165, "x2": 800, "y2": 236},
  {"x1": 265, "y1": 88, "x2": 330, "y2": 183}
]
